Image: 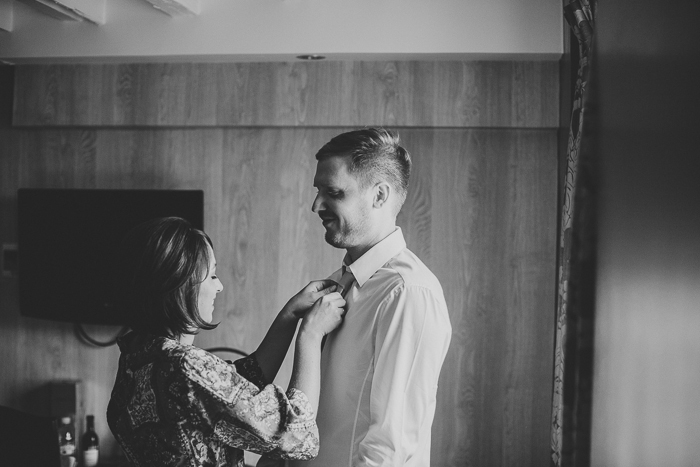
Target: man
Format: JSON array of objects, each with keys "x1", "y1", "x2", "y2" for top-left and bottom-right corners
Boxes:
[{"x1": 293, "y1": 128, "x2": 452, "y2": 466}]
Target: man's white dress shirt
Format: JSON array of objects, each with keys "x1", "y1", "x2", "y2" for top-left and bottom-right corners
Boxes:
[{"x1": 291, "y1": 228, "x2": 452, "y2": 467}]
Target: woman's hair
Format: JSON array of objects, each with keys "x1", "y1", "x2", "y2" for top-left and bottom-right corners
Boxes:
[{"x1": 113, "y1": 216, "x2": 218, "y2": 337}]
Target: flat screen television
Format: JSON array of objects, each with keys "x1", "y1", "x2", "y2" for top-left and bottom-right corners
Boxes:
[{"x1": 17, "y1": 188, "x2": 204, "y2": 325}]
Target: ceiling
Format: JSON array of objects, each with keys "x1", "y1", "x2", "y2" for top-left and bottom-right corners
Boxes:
[{"x1": 0, "y1": 0, "x2": 563, "y2": 64}]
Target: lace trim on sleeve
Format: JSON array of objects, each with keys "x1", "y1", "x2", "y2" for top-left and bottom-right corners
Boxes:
[{"x1": 233, "y1": 352, "x2": 266, "y2": 389}]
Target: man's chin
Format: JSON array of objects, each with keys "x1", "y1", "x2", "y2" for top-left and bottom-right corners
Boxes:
[{"x1": 324, "y1": 231, "x2": 348, "y2": 249}]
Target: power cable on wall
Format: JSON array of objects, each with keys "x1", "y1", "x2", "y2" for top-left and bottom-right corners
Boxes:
[{"x1": 74, "y1": 323, "x2": 130, "y2": 347}]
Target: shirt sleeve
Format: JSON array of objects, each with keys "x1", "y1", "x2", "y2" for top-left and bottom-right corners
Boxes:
[
  {"x1": 356, "y1": 284, "x2": 451, "y2": 466},
  {"x1": 178, "y1": 347, "x2": 319, "y2": 460}
]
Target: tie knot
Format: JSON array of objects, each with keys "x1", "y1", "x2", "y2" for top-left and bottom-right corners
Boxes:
[{"x1": 337, "y1": 269, "x2": 355, "y2": 298}]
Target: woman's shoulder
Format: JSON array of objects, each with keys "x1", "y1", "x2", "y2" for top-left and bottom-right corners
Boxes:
[
  {"x1": 118, "y1": 332, "x2": 212, "y2": 372},
  {"x1": 152, "y1": 337, "x2": 231, "y2": 374},
  {"x1": 120, "y1": 332, "x2": 256, "y2": 400},
  {"x1": 171, "y1": 343, "x2": 252, "y2": 401}
]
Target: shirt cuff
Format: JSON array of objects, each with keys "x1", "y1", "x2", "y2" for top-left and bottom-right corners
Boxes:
[{"x1": 285, "y1": 388, "x2": 316, "y2": 424}]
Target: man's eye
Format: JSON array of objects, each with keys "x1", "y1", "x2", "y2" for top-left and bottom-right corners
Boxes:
[{"x1": 328, "y1": 191, "x2": 342, "y2": 199}]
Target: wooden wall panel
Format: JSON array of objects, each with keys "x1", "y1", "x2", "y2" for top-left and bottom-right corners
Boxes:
[
  {"x1": 12, "y1": 62, "x2": 559, "y2": 128},
  {"x1": 0, "y1": 128, "x2": 22, "y2": 414},
  {"x1": 1, "y1": 61, "x2": 559, "y2": 466},
  {"x1": 0, "y1": 126, "x2": 557, "y2": 465},
  {"x1": 422, "y1": 129, "x2": 557, "y2": 466},
  {"x1": 0, "y1": 129, "x2": 119, "y2": 455}
]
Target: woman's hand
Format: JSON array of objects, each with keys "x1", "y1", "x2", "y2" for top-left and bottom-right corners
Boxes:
[
  {"x1": 290, "y1": 292, "x2": 346, "y2": 413},
  {"x1": 299, "y1": 292, "x2": 346, "y2": 339},
  {"x1": 254, "y1": 281, "x2": 342, "y2": 385},
  {"x1": 283, "y1": 279, "x2": 339, "y2": 320}
]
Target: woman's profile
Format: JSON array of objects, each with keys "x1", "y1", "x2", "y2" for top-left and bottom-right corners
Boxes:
[{"x1": 107, "y1": 216, "x2": 345, "y2": 466}]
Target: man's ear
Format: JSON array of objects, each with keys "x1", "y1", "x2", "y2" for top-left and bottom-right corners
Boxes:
[{"x1": 373, "y1": 182, "x2": 391, "y2": 209}]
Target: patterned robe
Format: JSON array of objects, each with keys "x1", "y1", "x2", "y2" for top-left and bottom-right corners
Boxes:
[{"x1": 107, "y1": 332, "x2": 319, "y2": 466}]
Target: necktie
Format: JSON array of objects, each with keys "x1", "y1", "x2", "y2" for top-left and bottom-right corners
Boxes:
[
  {"x1": 321, "y1": 268, "x2": 355, "y2": 351},
  {"x1": 336, "y1": 268, "x2": 355, "y2": 298}
]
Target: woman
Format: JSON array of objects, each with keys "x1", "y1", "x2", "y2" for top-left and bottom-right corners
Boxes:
[{"x1": 107, "y1": 217, "x2": 345, "y2": 466}]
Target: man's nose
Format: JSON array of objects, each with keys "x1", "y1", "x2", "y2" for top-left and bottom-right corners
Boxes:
[{"x1": 311, "y1": 193, "x2": 323, "y2": 213}]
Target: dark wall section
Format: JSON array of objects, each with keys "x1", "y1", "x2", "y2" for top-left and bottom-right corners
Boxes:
[{"x1": 590, "y1": 1, "x2": 700, "y2": 465}]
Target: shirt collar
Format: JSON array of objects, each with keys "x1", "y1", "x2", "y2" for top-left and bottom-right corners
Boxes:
[{"x1": 343, "y1": 227, "x2": 406, "y2": 287}]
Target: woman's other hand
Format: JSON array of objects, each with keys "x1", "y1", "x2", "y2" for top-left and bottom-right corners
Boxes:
[
  {"x1": 283, "y1": 280, "x2": 338, "y2": 320},
  {"x1": 299, "y1": 292, "x2": 346, "y2": 339},
  {"x1": 290, "y1": 291, "x2": 346, "y2": 413}
]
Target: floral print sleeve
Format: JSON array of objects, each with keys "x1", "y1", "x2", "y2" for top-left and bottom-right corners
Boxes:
[
  {"x1": 180, "y1": 347, "x2": 318, "y2": 460},
  {"x1": 107, "y1": 335, "x2": 318, "y2": 467}
]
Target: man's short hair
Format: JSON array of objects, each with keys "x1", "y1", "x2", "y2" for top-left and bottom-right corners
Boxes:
[
  {"x1": 315, "y1": 128, "x2": 412, "y2": 212},
  {"x1": 113, "y1": 216, "x2": 218, "y2": 338}
]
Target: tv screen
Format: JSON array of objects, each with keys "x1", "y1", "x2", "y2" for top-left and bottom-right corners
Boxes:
[{"x1": 17, "y1": 188, "x2": 204, "y2": 325}]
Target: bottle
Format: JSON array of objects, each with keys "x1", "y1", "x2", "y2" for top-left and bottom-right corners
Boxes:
[
  {"x1": 58, "y1": 416, "x2": 77, "y2": 467},
  {"x1": 81, "y1": 414, "x2": 100, "y2": 467}
]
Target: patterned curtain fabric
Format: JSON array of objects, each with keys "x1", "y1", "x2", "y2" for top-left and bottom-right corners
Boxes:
[{"x1": 550, "y1": 1, "x2": 596, "y2": 466}]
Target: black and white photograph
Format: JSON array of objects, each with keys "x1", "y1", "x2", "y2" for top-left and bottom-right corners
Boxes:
[{"x1": 1, "y1": 1, "x2": 699, "y2": 466}]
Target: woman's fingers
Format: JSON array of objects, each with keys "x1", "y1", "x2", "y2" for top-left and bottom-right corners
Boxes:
[
  {"x1": 308, "y1": 279, "x2": 337, "y2": 292},
  {"x1": 307, "y1": 279, "x2": 339, "y2": 300},
  {"x1": 304, "y1": 293, "x2": 346, "y2": 335},
  {"x1": 306, "y1": 280, "x2": 338, "y2": 298}
]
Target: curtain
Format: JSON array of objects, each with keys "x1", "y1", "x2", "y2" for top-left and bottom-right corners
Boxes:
[{"x1": 550, "y1": 2, "x2": 596, "y2": 466}]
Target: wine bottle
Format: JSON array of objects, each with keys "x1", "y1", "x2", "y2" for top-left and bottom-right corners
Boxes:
[
  {"x1": 58, "y1": 416, "x2": 76, "y2": 467},
  {"x1": 81, "y1": 415, "x2": 99, "y2": 467}
]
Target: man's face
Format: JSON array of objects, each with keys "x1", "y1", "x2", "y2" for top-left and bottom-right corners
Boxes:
[{"x1": 312, "y1": 155, "x2": 375, "y2": 250}]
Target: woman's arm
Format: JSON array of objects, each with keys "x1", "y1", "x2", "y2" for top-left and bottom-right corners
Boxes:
[
  {"x1": 288, "y1": 291, "x2": 346, "y2": 413},
  {"x1": 252, "y1": 280, "x2": 338, "y2": 383},
  {"x1": 178, "y1": 291, "x2": 345, "y2": 459},
  {"x1": 180, "y1": 347, "x2": 320, "y2": 460}
]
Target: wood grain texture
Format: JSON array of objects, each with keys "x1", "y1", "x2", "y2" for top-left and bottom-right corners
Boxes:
[
  {"x1": 1, "y1": 60, "x2": 559, "y2": 466},
  {"x1": 12, "y1": 61, "x2": 559, "y2": 128},
  {"x1": 0, "y1": 127, "x2": 557, "y2": 465},
  {"x1": 0, "y1": 129, "x2": 122, "y2": 456},
  {"x1": 429, "y1": 129, "x2": 558, "y2": 466}
]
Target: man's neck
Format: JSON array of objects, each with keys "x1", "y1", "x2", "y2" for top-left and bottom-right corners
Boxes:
[{"x1": 346, "y1": 225, "x2": 397, "y2": 264}]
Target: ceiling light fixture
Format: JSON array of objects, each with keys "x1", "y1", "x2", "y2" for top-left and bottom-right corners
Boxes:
[{"x1": 296, "y1": 54, "x2": 326, "y2": 60}]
